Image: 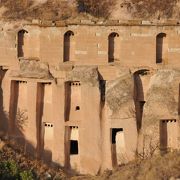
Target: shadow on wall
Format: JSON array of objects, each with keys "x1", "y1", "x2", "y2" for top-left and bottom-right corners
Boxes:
[
  {"x1": 0, "y1": 70, "x2": 8, "y2": 137},
  {"x1": 64, "y1": 82, "x2": 72, "y2": 122},
  {"x1": 133, "y1": 70, "x2": 148, "y2": 132},
  {"x1": 8, "y1": 81, "x2": 53, "y2": 165}
]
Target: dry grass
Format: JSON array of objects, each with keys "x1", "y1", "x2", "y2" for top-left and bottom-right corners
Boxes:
[
  {"x1": 0, "y1": 140, "x2": 68, "y2": 179},
  {"x1": 1, "y1": 0, "x2": 178, "y2": 20},
  {"x1": 0, "y1": 0, "x2": 77, "y2": 21},
  {"x1": 121, "y1": 0, "x2": 178, "y2": 19},
  {"x1": 1, "y1": 139, "x2": 180, "y2": 180},
  {"x1": 82, "y1": 151, "x2": 180, "y2": 180},
  {"x1": 77, "y1": 0, "x2": 117, "y2": 18}
]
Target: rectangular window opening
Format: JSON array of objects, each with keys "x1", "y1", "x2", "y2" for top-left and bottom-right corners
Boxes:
[{"x1": 70, "y1": 140, "x2": 78, "y2": 155}]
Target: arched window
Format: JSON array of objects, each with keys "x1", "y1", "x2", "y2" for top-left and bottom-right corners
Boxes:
[
  {"x1": 17, "y1": 29, "x2": 28, "y2": 58},
  {"x1": 63, "y1": 31, "x2": 74, "y2": 62},
  {"x1": 156, "y1": 33, "x2": 167, "y2": 64},
  {"x1": 108, "y1": 32, "x2": 119, "y2": 63}
]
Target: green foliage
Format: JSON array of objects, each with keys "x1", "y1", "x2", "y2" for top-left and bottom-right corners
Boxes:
[
  {"x1": 0, "y1": 160, "x2": 19, "y2": 179},
  {"x1": 19, "y1": 171, "x2": 34, "y2": 180},
  {"x1": 0, "y1": 160, "x2": 34, "y2": 180}
]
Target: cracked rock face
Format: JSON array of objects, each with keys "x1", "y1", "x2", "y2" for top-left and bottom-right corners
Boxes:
[{"x1": 10, "y1": 59, "x2": 53, "y2": 79}]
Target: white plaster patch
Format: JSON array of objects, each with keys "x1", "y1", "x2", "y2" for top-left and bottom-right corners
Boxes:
[
  {"x1": 44, "y1": 123, "x2": 54, "y2": 140},
  {"x1": 141, "y1": 20, "x2": 152, "y2": 25},
  {"x1": 98, "y1": 51, "x2": 107, "y2": 55},
  {"x1": 75, "y1": 50, "x2": 87, "y2": 55},
  {"x1": 96, "y1": 33, "x2": 101, "y2": 36},
  {"x1": 71, "y1": 127, "x2": 79, "y2": 140},
  {"x1": 168, "y1": 48, "x2": 180, "y2": 53},
  {"x1": 130, "y1": 33, "x2": 152, "y2": 37}
]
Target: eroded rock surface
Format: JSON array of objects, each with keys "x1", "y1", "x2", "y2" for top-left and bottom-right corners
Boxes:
[{"x1": 10, "y1": 59, "x2": 52, "y2": 79}]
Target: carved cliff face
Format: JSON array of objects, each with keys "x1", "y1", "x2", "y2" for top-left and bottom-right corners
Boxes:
[{"x1": 143, "y1": 69, "x2": 180, "y2": 129}]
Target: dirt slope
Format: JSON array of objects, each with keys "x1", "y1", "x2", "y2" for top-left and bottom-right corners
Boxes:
[
  {"x1": 1, "y1": 0, "x2": 180, "y2": 21},
  {"x1": 1, "y1": 139, "x2": 180, "y2": 180}
]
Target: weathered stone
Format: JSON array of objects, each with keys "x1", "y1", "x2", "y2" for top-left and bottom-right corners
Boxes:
[{"x1": 9, "y1": 59, "x2": 53, "y2": 79}]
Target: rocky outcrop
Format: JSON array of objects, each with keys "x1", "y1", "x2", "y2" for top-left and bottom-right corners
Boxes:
[
  {"x1": 142, "y1": 69, "x2": 180, "y2": 130},
  {"x1": 106, "y1": 71, "x2": 134, "y2": 116},
  {"x1": 67, "y1": 66, "x2": 99, "y2": 86},
  {"x1": 10, "y1": 59, "x2": 53, "y2": 79}
]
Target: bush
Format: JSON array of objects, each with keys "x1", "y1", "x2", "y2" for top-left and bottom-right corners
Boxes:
[
  {"x1": 77, "y1": 0, "x2": 116, "y2": 18},
  {"x1": 0, "y1": 160, "x2": 34, "y2": 180},
  {"x1": 19, "y1": 171, "x2": 34, "y2": 180},
  {"x1": 0, "y1": 160, "x2": 19, "y2": 179}
]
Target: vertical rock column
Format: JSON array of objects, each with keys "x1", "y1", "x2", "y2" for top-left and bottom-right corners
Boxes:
[
  {"x1": 25, "y1": 82, "x2": 38, "y2": 155},
  {"x1": 52, "y1": 80, "x2": 66, "y2": 166},
  {"x1": 79, "y1": 82, "x2": 102, "y2": 175}
]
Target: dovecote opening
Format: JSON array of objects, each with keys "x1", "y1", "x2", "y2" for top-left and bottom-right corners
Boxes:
[{"x1": 65, "y1": 81, "x2": 81, "y2": 122}]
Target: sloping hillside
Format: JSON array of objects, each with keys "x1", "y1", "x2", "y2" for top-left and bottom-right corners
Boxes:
[
  {"x1": 0, "y1": 0, "x2": 77, "y2": 21},
  {"x1": 113, "y1": 0, "x2": 180, "y2": 20},
  {"x1": 0, "y1": 0, "x2": 180, "y2": 21},
  {"x1": 1, "y1": 139, "x2": 180, "y2": 179}
]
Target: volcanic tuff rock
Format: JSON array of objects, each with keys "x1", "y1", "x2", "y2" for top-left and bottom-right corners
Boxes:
[{"x1": 9, "y1": 59, "x2": 53, "y2": 79}]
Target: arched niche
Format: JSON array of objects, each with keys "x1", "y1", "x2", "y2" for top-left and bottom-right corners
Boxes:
[
  {"x1": 17, "y1": 29, "x2": 28, "y2": 58},
  {"x1": 63, "y1": 30, "x2": 74, "y2": 62},
  {"x1": 108, "y1": 32, "x2": 119, "y2": 63},
  {"x1": 156, "y1": 33, "x2": 167, "y2": 64}
]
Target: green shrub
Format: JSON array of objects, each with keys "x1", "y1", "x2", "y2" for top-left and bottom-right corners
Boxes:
[
  {"x1": 0, "y1": 160, "x2": 34, "y2": 180},
  {"x1": 19, "y1": 171, "x2": 34, "y2": 180},
  {"x1": 0, "y1": 160, "x2": 19, "y2": 179}
]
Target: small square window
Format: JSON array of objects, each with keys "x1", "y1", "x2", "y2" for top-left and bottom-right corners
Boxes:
[{"x1": 76, "y1": 106, "x2": 80, "y2": 111}]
